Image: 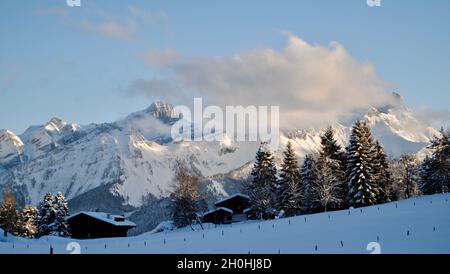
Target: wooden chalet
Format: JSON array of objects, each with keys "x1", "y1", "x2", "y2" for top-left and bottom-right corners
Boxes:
[
  {"x1": 202, "y1": 193, "x2": 251, "y2": 224},
  {"x1": 67, "y1": 211, "x2": 136, "y2": 239}
]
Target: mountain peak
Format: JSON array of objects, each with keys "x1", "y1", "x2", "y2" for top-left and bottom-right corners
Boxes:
[
  {"x1": 146, "y1": 101, "x2": 174, "y2": 117},
  {"x1": 0, "y1": 129, "x2": 22, "y2": 142},
  {"x1": 392, "y1": 91, "x2": 404, "y2": 101},
  {"x1": 45, "y1": 117, "x2": 67, "y2": 132},
  {"x1": 143, "y1": 101, "x2": 179, "y2": 125},
  {"x1": 0, "y1": 129, "x2": 24, "y2": 165},
  {"x1": 366, "y1": 107, "x2": 381, "y2": 117}
]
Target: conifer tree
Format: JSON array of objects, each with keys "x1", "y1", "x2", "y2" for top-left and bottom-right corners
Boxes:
[
  {"x1": 18, "y1": 205, "x2": 37, "y2": 238},
  {"x1": 300, "y1": 154, "x2": 318, "y2": 212},
  {"x1": 248, "y1": 142, "x2": 278, "y2": 219},
  {"x1": 35, "y1": 192, "x2": 56, "y2": 238},
  {"x1": 51, "y1": 192, "x2": 71, "y2": 237},
  {"x1": 320, "y1": 126, "x2": 346, "y2": 163},
  {"x1": 320, "y1": 126, "x2": 347, "y2": 208},
  {"x1": 419, "y1": 155, "x2": 440, "y2": 195},
  {"x1": 346, "y1": 121, "x2": 379, "y2": 207},
  {"x1": 424, "y1": 128, "x2": 450, "y2": 193},
  {"x1": 0, "y1": 192, "x2": 20, "y2": 236},
  {"x1": 372, "y1": 141, "x2": 394, "y2": 203},
  {"x1": 276, "y1": 141, "x2": 302, "y2": 217}
]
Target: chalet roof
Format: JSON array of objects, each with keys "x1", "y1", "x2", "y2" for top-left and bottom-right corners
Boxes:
[
  {"x1": 67, "y1": 211, "x2": 136, "y2": 227},
  {"x1": 203, "y1": 207, "x2": 233, "y2": 217},
  {"x1": 214, "y1": 193, "x2": 250, "y2": 206}
]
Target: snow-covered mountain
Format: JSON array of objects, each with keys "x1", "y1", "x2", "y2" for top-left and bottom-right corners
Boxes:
[
  {"x1": 0, "y1": 97, "x2": 440, "y2": 228},
  {"x1": 0, "y1": 129, "x2": 24, "y2": 167}
]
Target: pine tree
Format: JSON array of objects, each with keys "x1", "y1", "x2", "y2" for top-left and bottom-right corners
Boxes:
[
  {"x1": 320, "y1": 126, "x2": 346, "y2": 163},
  {"x1": 276, "y1": 141, "x2": 302, "y2": 217},
  {"x1": 319, "y1": 126, "x2": 347, "y2": 209},
  {"x1": 346, "y1": 121, "x2": 379, "y2": 207},
  {"x1": 248, "y1": 142, "x2": 278, "y2": 219},
  {"x1": 420, "y1": 155, "x2": 441, "y2": 195},
  {"x1": 51, "y1": 192, "x2": 71, "y2": 237},
  {"x1": 313, "y1": 156, "x2": 343, "y2": 212},
  {"x1": 171, "y1": 168, "x2": 206, "y2": 228},
  {"x1": 18, "y1": 205, "x2": 37, "y2": 238},
  {"x1": 35, "y1": 192, "x2": 56, "y2": 238},
  {"x1": 425, "y1": 128, "x2": 450, "y2": 193},
  {"x1": 0, "y1": 192, "x2": 20, "y2": 236},
  {"x1": 372, "y1": 141, "x2": 394, "y2": 203},
  {"x1": 300, "y1": 154, "x2": 318, "y2": 212}
]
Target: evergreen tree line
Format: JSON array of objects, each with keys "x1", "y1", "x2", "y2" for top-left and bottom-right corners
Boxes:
[
  {"x1": 247, "y1": 121, "x2": 450, "y2": 219},
  {"x1": 0, "y1": 192, "x2": 70, "y2": 238}
]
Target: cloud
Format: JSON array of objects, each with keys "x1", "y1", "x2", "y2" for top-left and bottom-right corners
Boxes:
[
  {"x1": 141, "y1": 48, "x2": 182, "y2": 66},
  {"x1": 124, "y1": 78, "x2": 189, "y2": 104},
  {"x1": 416, "y1": 107, "x2": 450, "y2": 128},
  {"x1": 79, "y1": 19, "x2": 137, "y2": 40},
  {"x1": 129, "y1": 34, "x2": 398, "y2": 129},
  {"x1": 35, "y1": 5, "x2": 167, "y2": 41},
  {"x1": 127, "y1": 6, "x2": 169, "y2": 23}
]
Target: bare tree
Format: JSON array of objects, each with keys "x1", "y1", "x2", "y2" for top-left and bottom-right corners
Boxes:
[
  {"x1": 391, "y1": 154, "x2": 420, "y2": 199},
  {"x1": 313, "y1": 157, "x2": 343, "y2": 212},
  {"x1": 170, "y1": 167, "x2": 207, "y2": 229}
]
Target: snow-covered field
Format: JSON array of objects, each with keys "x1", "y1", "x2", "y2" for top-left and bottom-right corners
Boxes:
[{"x1": 1, "y1": 193, "x2": 449, "y2": 254}]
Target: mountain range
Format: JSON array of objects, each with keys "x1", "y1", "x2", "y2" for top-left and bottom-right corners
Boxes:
[{"x1": 0, "y1": 95, "x2": 439, "y2": 234}]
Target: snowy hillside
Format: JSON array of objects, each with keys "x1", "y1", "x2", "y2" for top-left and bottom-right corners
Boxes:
[
  {"x1": 1, "y1": 194, "x2": 449, "y2": 254},
  {"x1": 0, "y1": 98, "x2": 439, "y2": 217}
]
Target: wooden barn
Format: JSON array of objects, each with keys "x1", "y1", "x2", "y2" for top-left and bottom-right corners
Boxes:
[
  {"x1": 67, "y1": 211, "x2": 136, "y2": 239},
  {"x1": 202, "y1": 193, "x2": 251, "y2": 224}
]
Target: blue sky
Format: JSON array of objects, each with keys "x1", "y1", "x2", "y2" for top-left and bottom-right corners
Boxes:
[{"x1": 1, "y1": 0, "x2": 449, "y2": 133}]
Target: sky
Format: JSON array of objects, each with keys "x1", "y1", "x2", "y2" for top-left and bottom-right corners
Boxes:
[{"x1": 0, "y1": 0, "x2": 449, "y2": 134}]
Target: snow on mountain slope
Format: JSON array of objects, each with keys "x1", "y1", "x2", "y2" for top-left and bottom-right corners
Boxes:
[
  {"x1": 0, "y1": 129, "x2": 24, "y2": 166},
  {"x1": 1, "y1": 193, "x2": 449, "y2": 254},
  {"x1": 0, "y1": 98, "x2": 440, "y2": 211},
  {"x1": 364, "y1": 106, "x2": 438, "y2": 157}
]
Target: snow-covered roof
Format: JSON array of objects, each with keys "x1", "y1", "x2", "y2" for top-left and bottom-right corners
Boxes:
[
  {"x1": 243, "y1": 207, "x2": 252, "y2": 214},
  {"x1": 203, "y1": 207, "x2": 234, "y2": 216},
  {"x1": 67, "y1": 211, "x2": 136, "y2": 227},
  {"x1": 214, "y1": 193, "x2": 250, "y2": 206}
]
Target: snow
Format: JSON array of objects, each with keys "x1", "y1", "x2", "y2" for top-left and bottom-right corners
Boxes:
[
  {"x1": 0, "y1": 101, "x2": 441, "y2": 208},
  {"x1": 204, "y1": 207, "x2": 234, "y2": 216},
  {"x1": 0, "y1": 229, "x2": 6, "y2": 242},
  {"x1": 67, "y1": 212, "x2": 136, "y2": 227},
  {"x1": 1, "y1": 194, "x2": 449, "y2": 254},
  {"x1": 141, "y1": 221, "x2": 175, "y2": 236},
  {"x1": 45, "y1": 117, "x2": 67, "y2": 133},
  {"x1": 0, "y1": 129, "x2": 23, "y2": 164},
  {"x1": 206, "y1": 180, "x2": 228, "y2": 197},
  {"x1": 214, "y1": 193, "x2": 250, "y2": 206}
]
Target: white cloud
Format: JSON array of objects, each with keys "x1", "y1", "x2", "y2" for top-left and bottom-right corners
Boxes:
[
  {"x1": 416, "y1": 107, "x2": 450, "y2": 129},
  {"x1": 79, "y1": 19, "x2": 137, "y2": 40},
  {"x1": 142, "y1": 48, "x2": 182, "y2": 66},
  {"x1": 35, "y1": 5, "x2": 167, "y2": 41},
  {"x1": 131, "y1": 34, "x2": 399, "y2": 129},
  {"x1": 128, "y1": 6, "x2": 169, "y2": 23}
]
